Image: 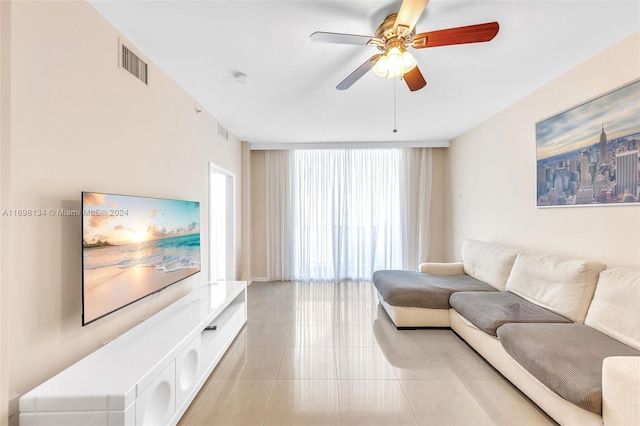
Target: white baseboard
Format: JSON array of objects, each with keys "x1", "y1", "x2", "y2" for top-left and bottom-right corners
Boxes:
[{"x1": 251, "y1": 277, "x2": 267, "y2": 284}]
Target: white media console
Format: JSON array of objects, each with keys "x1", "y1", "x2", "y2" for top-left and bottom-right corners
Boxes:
[{"x1": 20, "y1": 281, "x2": 247, "y2": 426}]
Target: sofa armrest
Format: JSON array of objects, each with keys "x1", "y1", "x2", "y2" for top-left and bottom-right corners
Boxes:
[
  {"x1": 419, "y1": 262, "x2": 464, "y2": 275},
  {"x1": 603, "y1": 356, "x2": 640, "y2": 426}
]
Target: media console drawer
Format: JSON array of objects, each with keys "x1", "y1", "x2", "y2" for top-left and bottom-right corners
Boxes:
[{"x1": 20, "y1": 281, "x2": 247, "y2": 426}]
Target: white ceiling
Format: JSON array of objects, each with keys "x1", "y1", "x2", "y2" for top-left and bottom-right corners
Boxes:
[{"x1": 87, "y1": 1, "x2": 640, "y2": 147}]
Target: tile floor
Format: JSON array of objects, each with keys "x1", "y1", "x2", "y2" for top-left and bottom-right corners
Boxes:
[{"x1": 179, "y1": 281, "x2": 557, "y2": 426}]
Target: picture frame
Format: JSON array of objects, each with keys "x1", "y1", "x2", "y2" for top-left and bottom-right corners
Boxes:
[{"x1": 535, "y1": 79, "x2": 640, "y2": 207}]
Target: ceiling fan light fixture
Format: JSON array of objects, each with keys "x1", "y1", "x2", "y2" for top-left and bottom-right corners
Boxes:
[
  {"x1": 385, "y1": 47, "x2": 403, "y2": 78},
  {"x1": 313, "y1": 0, "x2": 500, "y2": 92},
  {"x1": 372, "y1": 55, "x2": 389, "y2": 77},
  {"x1": 372, "y1": 46, "x2": 417, "y2": 79},
  {"x1": 401, "y1": 49, "x2": 418, "y2": 74}
]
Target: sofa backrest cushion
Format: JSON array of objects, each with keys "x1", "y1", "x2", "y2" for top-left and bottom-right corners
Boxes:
[
  {"x1": 505, "y1": 251, "x2": 606, "y2": 323},
  {"x1": 461, "y1": 240, "x2": 519, "y2": 291},
  {"x1": 585, "y1": 267, "x2": 640, "y2": 351}
]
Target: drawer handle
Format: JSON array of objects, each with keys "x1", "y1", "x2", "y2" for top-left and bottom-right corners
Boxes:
[{"x1": 204, "y1": 325, "x2": 217, "y2": 331}]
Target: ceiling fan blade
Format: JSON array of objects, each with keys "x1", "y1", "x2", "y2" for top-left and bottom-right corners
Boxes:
[
  {"x1": 310, "y1": 31, "x2": 379, "y2": 46},
  {"x1": 394, "y1": 0, "x2": 430, "y2": 37},
  {"x1": 337, "y1": 54, "x2": 382, "y2": 90},
  {"x1": 403, "y1": 66, "x2": 427, "y2": 91},
  {"x1": 412, "y1": 22, "x2": 499, "y2": 49}
]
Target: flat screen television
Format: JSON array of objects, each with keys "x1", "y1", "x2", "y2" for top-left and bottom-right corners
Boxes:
[{"x1": 82, "y1": 191, "x2": 201, "y2": 325}]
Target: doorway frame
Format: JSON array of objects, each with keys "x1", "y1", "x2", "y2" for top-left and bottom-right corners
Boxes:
[{"x1": 209, "y1": 162, "x2": 236, "y2": 281}]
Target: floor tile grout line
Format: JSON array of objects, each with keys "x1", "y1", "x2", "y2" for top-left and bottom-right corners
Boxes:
[
  {"x1": 260, "y1": 294, "x2": 294, "y2": 426},
  {"x1": 332, "y1": 319, "x2": 340, "y2": 382},
  {"x1": 397, "y1": 379, "x2": 423, "y2": 426},
  {"x1": 260, "y1": 379, "x2": 278, "y2": 426},
  {"x1": 456, "y1": 376, "x2": 503, "y2": 426},
  {"x1": 333, "y1": 319, "x2": 344, "y2": 426},
  {"x1": 274, "y1": 322, "x2": 294, "y2": 380}
]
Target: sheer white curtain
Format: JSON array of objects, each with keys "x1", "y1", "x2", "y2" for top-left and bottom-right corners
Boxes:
[
  {"x1": 292, "y1": 149, "x2": 404, "y2": 281},
  {"x1": 265, "y1": 150, "x2": 294, "y2": 281},
  {"x1": 401, "y1": 148, "x2": 433, "y2": 271},
  {"x1": 265, "y1": 148, "x2": 432, "y2": 281}
]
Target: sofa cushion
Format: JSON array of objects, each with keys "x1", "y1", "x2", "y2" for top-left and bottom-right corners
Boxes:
[
  {"x1": 372, "y1": 270, "x2": 497, "y2": 309},
  {"x1": 505, "y1": 251, "x2": 606, "y2": 323},
  {"x1": 450, "y1": 291, "x2": 571, "y2": 336},
  {"x1": 585, "y1": 267, "x2": 640, "y2": 351},
  {"x1": 461, "y1": 239, "x2": 519, "y2": 291},
  {"x1": 497, "y1": 323, "x2": 640, "y2": 414}
]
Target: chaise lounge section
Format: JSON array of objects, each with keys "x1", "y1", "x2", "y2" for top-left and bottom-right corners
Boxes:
[
  {"x1": 372, "y1": 240, "x2": 640, "y2": 425},
  {"x1": 372, "y1": 239, "x2": 518, "y2": 327}
]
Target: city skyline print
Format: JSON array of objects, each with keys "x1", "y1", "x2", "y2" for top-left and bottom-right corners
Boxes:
[{"x1": 536, "y1": 79, "x2": 640, "y2": 207}]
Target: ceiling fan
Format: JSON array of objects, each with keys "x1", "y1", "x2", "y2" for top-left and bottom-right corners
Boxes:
[{"x1": 310, "y1": 0, "x2": 499, "y2": 92}]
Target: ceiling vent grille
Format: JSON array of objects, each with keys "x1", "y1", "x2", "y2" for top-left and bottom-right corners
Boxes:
[{"x1": 121, "y1": 44, "x2": 148, "y2": 84}]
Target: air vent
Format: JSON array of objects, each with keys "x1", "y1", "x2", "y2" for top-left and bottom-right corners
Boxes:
[
  {"x1": 218, "y1": 124, "x2": 229, "y2": 141},
  {"x1": 121, "y1": 44, "x2": 148, "y2": 84}
]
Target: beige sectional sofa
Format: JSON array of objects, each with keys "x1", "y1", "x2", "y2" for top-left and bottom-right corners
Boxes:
[{"x1": 372, "y1": 239, "x2": 640, "y2": 426}]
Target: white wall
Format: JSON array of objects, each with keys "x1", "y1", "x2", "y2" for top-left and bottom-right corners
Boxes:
[
  {"x1": 1, "y1": 2, "x2": 11, "y2": 424},
  {"x1": 5, "y1": 1, "x2": 242, "y2": 422},
  {"x1": 446, "y1": 32, "x2": 640, "y2": 267}
]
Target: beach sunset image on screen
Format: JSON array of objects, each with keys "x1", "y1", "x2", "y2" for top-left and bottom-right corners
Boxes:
[{"x1": 82, "y1": 192, "x2": 200, "y2": 325}]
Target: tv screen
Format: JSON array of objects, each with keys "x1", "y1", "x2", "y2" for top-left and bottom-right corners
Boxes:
[{"x1": 82, "y1": 192, "x2": 201, "y2": 325}]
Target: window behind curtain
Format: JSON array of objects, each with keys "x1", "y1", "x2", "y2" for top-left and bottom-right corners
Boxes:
[{"x1": 291, "y1": 149, "x2": 404, "y2": 281}]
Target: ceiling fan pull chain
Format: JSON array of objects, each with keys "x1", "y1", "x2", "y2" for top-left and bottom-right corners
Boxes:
[{"x1": 393, "y1": 77, "x2": 398, "y2": 133}]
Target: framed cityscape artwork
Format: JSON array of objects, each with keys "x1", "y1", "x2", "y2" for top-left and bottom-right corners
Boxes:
[{"x1": 536, "y1": 79, "x2": 640, "y2": 207}]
